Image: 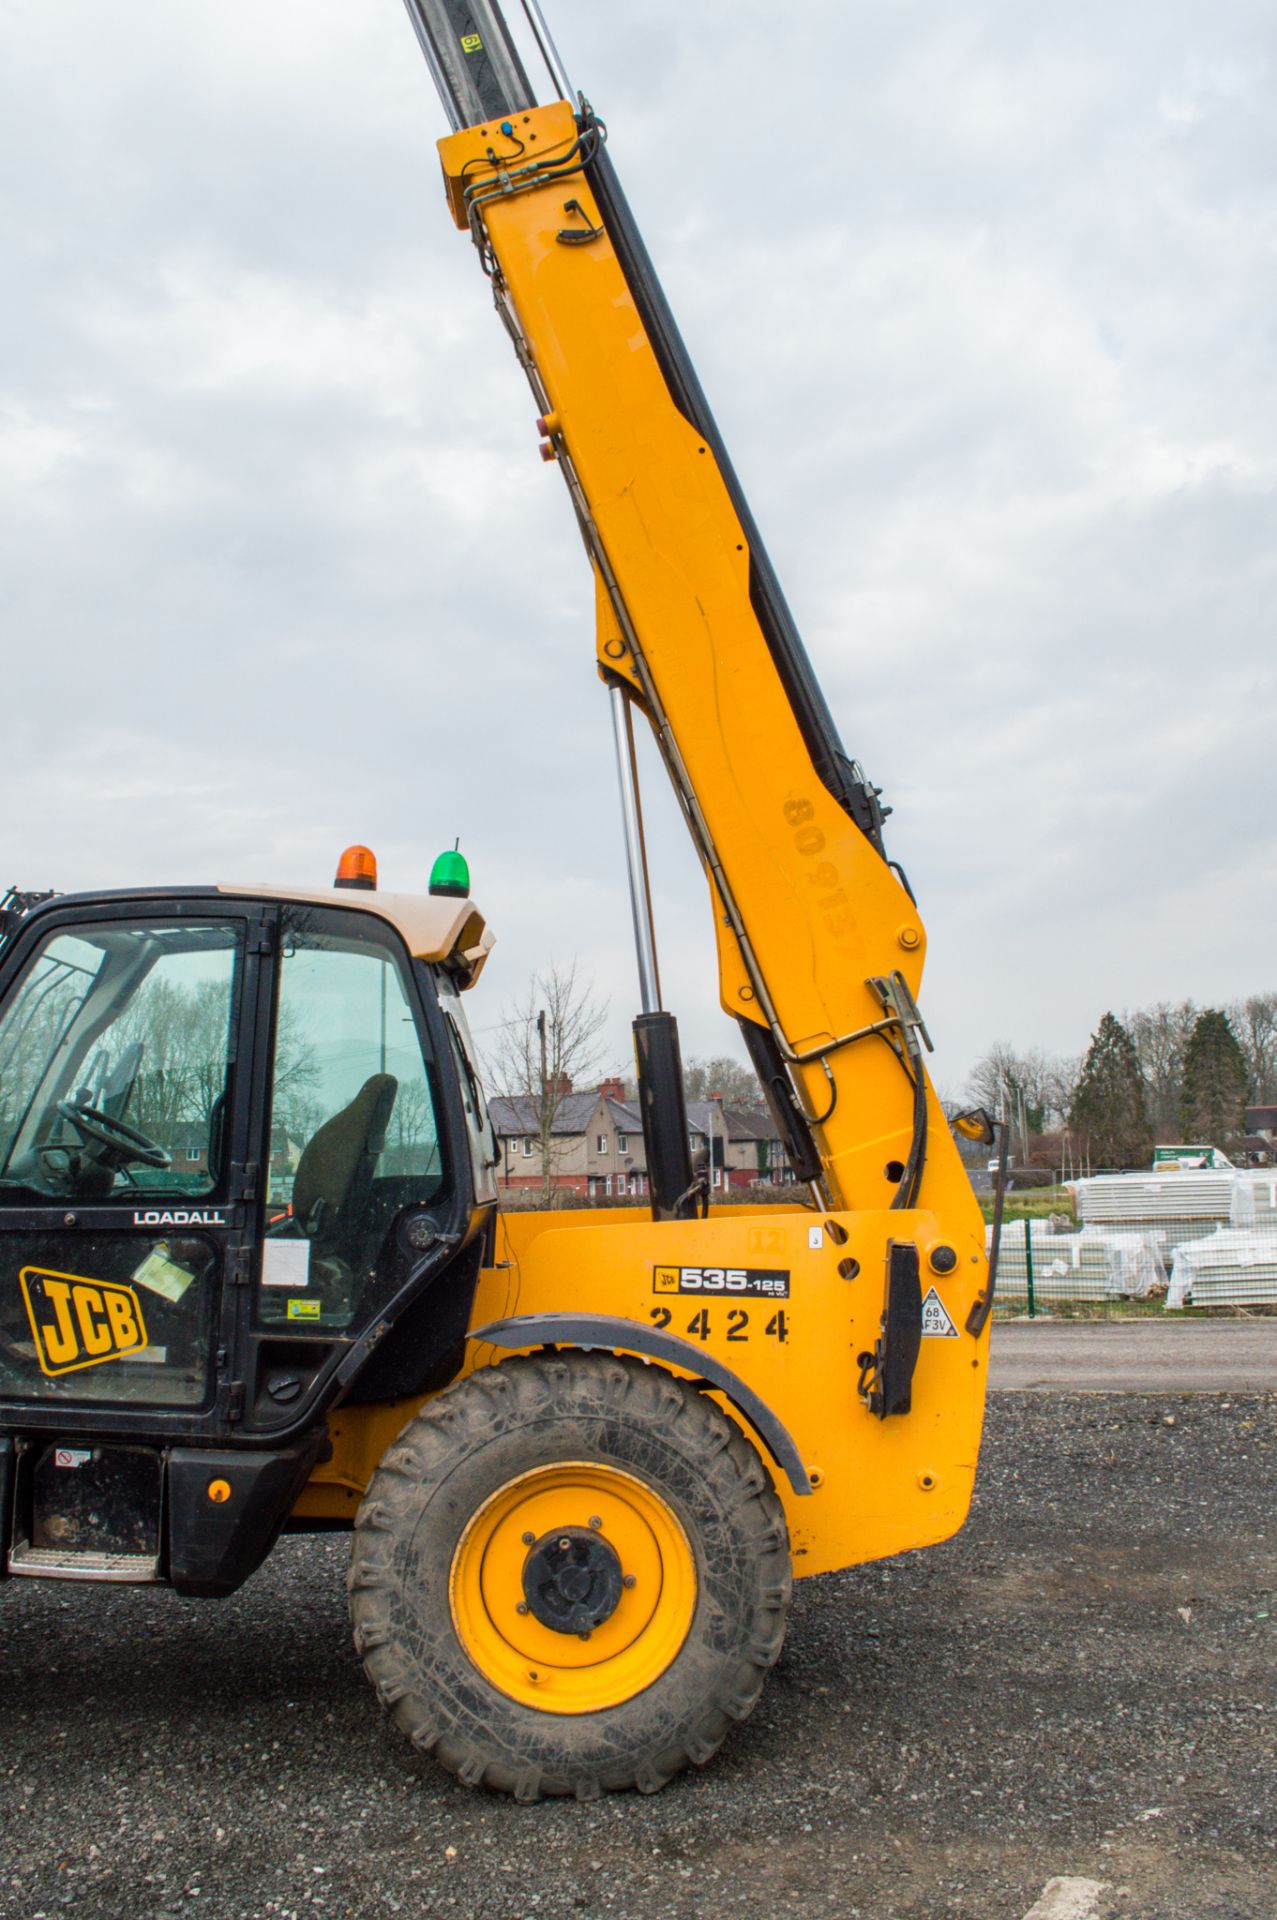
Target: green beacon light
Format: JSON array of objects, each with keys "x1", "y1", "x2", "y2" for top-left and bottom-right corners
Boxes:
[{"x1": 429, "y1": 844, "x2": 470, "y2": 899}]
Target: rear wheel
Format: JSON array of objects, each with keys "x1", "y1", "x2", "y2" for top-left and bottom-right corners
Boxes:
[{"x1": 347, "y1": 1352, "x2": 791, "y2": 1799}]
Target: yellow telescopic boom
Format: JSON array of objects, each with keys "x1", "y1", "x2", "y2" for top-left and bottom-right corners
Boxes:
[{"x1": 405, "y1": 0, "x2": 979, "y2": 1236}]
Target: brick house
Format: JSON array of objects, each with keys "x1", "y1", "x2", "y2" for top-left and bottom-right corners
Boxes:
[
  {"x1": 685, "y1": 1101, "x2": 797, "y2": 1192},
  {"x1": 1241, "y1": 1108, "x2": 1276, "y2": 1167},
  {"x1": 489, "y1": 1079, "x2": 796, "y2": 1200},
  {"x1": 489, "y1": 1078, "x2": 650, "y2": 1199},
  {"x1": 167, "y1": 1121, "x2": 210, "y2": 1181}
]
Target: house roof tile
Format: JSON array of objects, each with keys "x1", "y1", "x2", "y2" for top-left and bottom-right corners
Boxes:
[
  {"x1": 490, "y1": 1093, "x2": 601, "y2": 1137},
  {"x1": 685, "y1": 1101, "x2": 776, "y2": 1142}
]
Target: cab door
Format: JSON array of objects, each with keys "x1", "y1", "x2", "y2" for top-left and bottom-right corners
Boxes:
[
  {"x1": 0, "y1": 900, "x2": 265, "y2": 1437},
  {"x1": 239, "y1": 900, "x2": 463, "y2": 1431}
]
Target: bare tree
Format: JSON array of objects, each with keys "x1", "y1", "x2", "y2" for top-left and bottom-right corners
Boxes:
[
  {"x1": 1045, "y1": 1054, "x2": 1082, "y2": 1125},
  {"x1": 682, "y1": 1055, "x2": 761, "y2": 1104},
  {"x1": 966, "y1": 1044, "x2": 1074, "y2": 1160},
  {"x1": 961, "y1": 991, "x2": 1277, "y2": 1166},
  {"x1": 115, "y1": 977, "x2": 316, "y2": 1141},
  {"x1": 1124, "y1": 1000, "x2": 1198, "y2": 1139},
  {"x1": 1229, "y1": 993, "x2": 1277, "y2": 1107},
  {"x1": 110, "y1": 977, "x2": 246, "y2": 1149},
  {"x1": 0, "y1": 949, "x2": 96, "y2": 1162},
  {"x1": 486, "y1": 963, "x2": 611, "y2": 1205}
]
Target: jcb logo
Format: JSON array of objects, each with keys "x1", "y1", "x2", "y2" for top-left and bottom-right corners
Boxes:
[{"x1": 19, "y1": 1267, "x2": 148, "y2": 1377}]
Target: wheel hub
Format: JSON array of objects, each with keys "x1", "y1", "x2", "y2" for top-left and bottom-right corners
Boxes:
[
  {"x1": 449, "y1": 1459, "x2": 698, "y2": 1713},
  {"x1": 522, "y1": 1526, "x2": 623, "y2": 1634}
]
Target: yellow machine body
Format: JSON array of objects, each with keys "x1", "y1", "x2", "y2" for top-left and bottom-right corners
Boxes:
[{"x1": 299, "y1": 1200, "x2": 987, "y2": 1580}]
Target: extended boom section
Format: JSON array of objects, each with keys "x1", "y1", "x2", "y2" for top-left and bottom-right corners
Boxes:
[{"x1": 431, "y1": 90, "x2": 975, "y2": 1232}]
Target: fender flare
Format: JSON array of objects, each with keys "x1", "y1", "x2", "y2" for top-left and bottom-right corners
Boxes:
[{"x1": 470, "y1": 1311, "x2": 811, "y2": 1497}]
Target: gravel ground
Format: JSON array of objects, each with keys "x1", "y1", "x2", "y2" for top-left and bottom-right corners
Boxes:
[{"x1": 1, "y1": 1392, "x2": 1274, "y2": 1920}]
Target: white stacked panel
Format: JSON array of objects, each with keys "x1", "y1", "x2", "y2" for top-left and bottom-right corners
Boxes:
[
  {"x1": 1165, "y1": 1228, "x2": 1277, "y2": 1309},
  {"x1": 1073, "y1": 1169, "x2": 1277, "y2": 1228},
  {"x1": 990, "y1": 1223, "x2": 1165, "y2": 1301},
  {"x1": 1239, "y1": 1174, "x2": 1277, "y2": 1221},
  {"x1": 1074, "y1": 1172, "x2": 1237, "y2": 1223}
]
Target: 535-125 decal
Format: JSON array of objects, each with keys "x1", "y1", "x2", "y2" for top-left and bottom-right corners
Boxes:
[{"x1": 653, "y1": 1265, "x2": 789, "y2": 1299}]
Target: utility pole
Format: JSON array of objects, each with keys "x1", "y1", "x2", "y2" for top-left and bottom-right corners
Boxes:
[
  {"x1": 708, "y1": 1092, "x2": 722, "y2": 1198},
  {"x1": 538, "y1": 1008, "x2": 549, "y2": 1205}
]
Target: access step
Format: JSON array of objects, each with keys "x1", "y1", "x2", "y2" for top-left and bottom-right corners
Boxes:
[{"x1": 7, "y1": 1541, "x2": 161, "y2": 1583}]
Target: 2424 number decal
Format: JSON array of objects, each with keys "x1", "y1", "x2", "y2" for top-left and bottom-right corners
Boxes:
[{"x1": 650, "y1": 1304, "x2": 789, "y2": 1345}]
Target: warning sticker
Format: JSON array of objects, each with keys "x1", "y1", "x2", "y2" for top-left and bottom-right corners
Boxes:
[
  {"x1": 132, "y1": 1241, "x2": 196, "y2": 1303},
  {"x1": 261, "y1": 1240, "x2": 311, "y2": 1290},
  {"x1": 920, "y1": 1286, "x2": 958, "y2": 1338}
]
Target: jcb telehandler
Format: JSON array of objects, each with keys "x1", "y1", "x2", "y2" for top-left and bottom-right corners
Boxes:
[{"x1": 0, "y1": 0, "x2": 997, "y2": 1799}]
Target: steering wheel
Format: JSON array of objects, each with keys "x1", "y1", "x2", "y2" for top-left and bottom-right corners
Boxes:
[{"x1": 56, "y1": 1100, "x2": 172, "y2": 1170}]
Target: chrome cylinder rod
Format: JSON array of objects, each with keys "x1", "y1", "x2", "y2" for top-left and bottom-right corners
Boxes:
[
  {"x1": 400, "y1": 0, "x2": 537, "y2": 129},
  {"x1": 609, "y1": 685, "x2": 661, "y2": 1016},
  {"x1": 518, "y1": 0, "x2": 574, "y2": 103},
  {"x1": 401, "y1": 0, "x2": 463, "y2": 128}
]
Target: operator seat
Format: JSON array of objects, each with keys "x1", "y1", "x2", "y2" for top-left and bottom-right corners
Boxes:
[{"x1": 293, "y1": 1073, "x2": 398, "y2": 1244}]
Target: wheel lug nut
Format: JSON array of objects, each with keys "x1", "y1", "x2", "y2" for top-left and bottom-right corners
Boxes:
[
  {"x1": 558, "y1": 1537, "x2": 571, "y2": 1551},
  {"x1": 521, "y1": 1532, "x2": 535, "y2": 1546},
  {"x1": 588, "y1": 1515, "x2": 602, "y2": 1530},
  {"x1": 515, "y1": 1601, "x2": 529, "y2": 1615},
  {"x1": 622, "y1": 1573, "x2": 637, "y2": 1589}
]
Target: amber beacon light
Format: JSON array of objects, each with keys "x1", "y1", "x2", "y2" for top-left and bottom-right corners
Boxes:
[{"x1": 334, "y1": 845, "x2": 378, "y2": 891}]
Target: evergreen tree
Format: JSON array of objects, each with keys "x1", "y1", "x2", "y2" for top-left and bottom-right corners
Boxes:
[
  {"x1": 1068, "y1": 1013, "x2": 1151, "y2": 1168},
  {"x1": 1178, "y1": 1009, "x2": 1249, "y2": 1146}
]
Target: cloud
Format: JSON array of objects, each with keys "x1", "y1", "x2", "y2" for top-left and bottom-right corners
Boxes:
[{"x1": 2, "y1": 0, "x2": 1274, "y2": 1097}]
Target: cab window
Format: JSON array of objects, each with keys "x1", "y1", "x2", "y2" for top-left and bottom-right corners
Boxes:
[
  {"x1": 258, "y1": 906, "x2": 443, "y2": 1331},
  {"x1": 435, "y1": 968, "x2": 499, "y2": 1207},
  {"x1": 0, "y1": 920, "x2": 241, "y2": 1203}
]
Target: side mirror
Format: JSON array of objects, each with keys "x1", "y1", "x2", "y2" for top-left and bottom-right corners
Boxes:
[{"x1": 952, "y1": 1107, "x2": 996, "y2": 1147}]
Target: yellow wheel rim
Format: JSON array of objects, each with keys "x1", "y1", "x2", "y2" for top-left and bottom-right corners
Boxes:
[{"x1": 449, "y1": 1461, "x2": 697, "y2": 1715}]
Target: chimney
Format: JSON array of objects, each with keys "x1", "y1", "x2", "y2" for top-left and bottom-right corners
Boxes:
[
  {"x1": 549, "y1": 1072, "x2": 573, "y2": 1097},
  {"x1": 598, "y1": 1076, "x2": 625, "y2": 1102}
]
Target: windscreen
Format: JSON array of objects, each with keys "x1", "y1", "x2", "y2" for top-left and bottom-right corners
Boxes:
[{"x1": 0, "y1": 920, "x2": 241, "y2": 1201}]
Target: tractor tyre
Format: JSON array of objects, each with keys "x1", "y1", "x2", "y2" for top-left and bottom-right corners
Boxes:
[{"x1": 347, "y1": 1351, "x2": 791, "y2": 1800}]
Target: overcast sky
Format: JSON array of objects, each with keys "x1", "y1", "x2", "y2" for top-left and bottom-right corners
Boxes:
[{"x1": 3, "y1": 0, "x2": 1274, "y2": 1097}]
